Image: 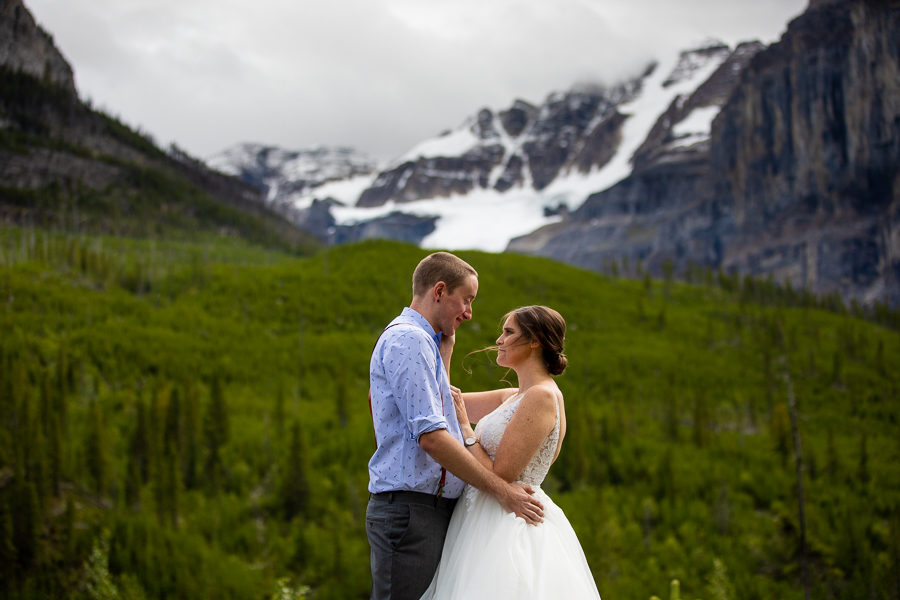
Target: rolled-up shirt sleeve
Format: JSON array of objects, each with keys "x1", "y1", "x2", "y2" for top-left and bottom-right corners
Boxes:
[{"x1": 384, "y1": 331, "x2": 448, "y2": 441}]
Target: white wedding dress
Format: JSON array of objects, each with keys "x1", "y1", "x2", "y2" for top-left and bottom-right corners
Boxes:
[{"x1": 421, "y1": 393, "x2": 602, "y2": 599}]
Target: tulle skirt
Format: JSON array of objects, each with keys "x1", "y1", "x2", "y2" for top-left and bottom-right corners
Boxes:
[{"x1": 421, "y1": 485, "x2": 602, "y2": 599}]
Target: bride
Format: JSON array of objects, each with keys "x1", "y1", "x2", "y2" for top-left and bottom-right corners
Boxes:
[{"x1": 421, "y1": 305, "x2": 602, "y2": 599}]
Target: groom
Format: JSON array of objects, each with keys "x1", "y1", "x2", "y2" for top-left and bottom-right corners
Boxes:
[{"x1": 366, "y1": 251, "x2": 544, "y2": 600}]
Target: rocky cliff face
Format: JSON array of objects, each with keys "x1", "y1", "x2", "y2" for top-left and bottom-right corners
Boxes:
[
  {"x1": 512, "y1": 0, "x2": 899, "y2": 306},
  {"x1": 0, "y1": 0, "x2": 74, "y2": 95},
  {"x1": 509, "y1": 41, "x2": 763, "y2": 276},
  {"x1": 709, "y1": 0, "x2": 899, "y2": 304}
]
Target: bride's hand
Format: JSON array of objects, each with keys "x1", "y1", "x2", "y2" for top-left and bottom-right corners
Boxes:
[{"x1": 450, "y1": 385, "x2": 471, "y2": 428}]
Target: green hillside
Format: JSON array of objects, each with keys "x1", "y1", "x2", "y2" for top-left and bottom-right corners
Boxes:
[
  {"x1": 0, "y1": 227, "x2": 898, "y2": 599},
  {"x1": 0, "y1": 65, "x2": 319, "y2": 254}
]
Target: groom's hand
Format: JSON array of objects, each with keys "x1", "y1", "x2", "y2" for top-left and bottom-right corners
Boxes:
[
  {"x1": 501, "y1": 483, "x2": 544, "y2": 525},
  {"x1": 440, "y1": 331, "x2": 456, "y2": 353},
  {"x1": 439, "y1": 332, "x2": 455, "y2": 374}
]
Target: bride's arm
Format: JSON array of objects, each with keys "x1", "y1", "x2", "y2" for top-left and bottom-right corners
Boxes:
[
  {"x1": 461, "y1": 388, "x2": 518, "y2": 424},
  {"x1": 456, "y1": 387, "x2": 557, "y2": 482}
]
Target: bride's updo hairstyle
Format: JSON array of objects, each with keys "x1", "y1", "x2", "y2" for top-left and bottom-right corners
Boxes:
[{"x1": 506, "y1": 305, "x2": 568, "y2": 376}]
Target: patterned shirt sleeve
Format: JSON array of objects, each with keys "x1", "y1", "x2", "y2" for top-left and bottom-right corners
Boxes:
[{"x1": 383, "y1": 329, "x2": 448, "y2": 440}]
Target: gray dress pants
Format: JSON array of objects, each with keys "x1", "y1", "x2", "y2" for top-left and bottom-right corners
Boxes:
[{"x1": 366, "y1": 492, "x2": 457, "y2": 600}]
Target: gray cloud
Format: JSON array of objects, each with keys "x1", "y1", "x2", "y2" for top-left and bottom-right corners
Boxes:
[{"x1": 26, "y1": 0, "x2": 807, "y2": 161}]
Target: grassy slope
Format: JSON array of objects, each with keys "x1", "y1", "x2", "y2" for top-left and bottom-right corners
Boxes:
[{"x1": 0, "y1": 229, "x2": 898, "y2": 600}]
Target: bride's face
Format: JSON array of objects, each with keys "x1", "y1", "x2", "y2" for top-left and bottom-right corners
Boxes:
[{"x1": 496, "y1": 315, "x2": 534, "y2": 368}]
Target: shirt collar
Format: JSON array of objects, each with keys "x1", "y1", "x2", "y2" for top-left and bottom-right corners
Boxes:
[{"x1": 401, "y1": 306, "x2": 442, "y2": 346}]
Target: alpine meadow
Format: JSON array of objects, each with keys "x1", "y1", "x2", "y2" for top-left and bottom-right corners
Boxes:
[{"x1": 0, "y1": 230, "x2": 897, "y2": 600}]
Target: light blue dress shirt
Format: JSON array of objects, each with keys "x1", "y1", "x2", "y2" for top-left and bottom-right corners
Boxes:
[{"x1": 368, "y1": 307, "x2": 465, "y2": 499}]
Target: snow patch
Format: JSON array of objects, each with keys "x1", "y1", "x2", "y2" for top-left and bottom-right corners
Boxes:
[
  {"x1": 671, "y1": 105, "x2": 720, "y2": 147},
  {"x1": 331, "y1": 187, "x2": 560, "y2": 253},
  {"x1": 398, "y1": 127, "x2": 480, "y2": 163},
  {"x1": 283, "y1": 174, "x2": 376, "y2": 210}
]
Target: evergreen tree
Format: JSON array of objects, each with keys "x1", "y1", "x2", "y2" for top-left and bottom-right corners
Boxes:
[
  {"x1": 148, "y1": 385, "x2": 164, "y2": 500},
  {"x1": 11, "y1": 480, "x2": 40, "y2": 567},
  {"x1": 654, "y1": 447, "x2": 675, "y2": 503},
  {"x1": 83, "y1": 535, "x2": 121, "y2": 600},
  {"x1": 125, "y1": 448, "x2": 142, "y2": 509},
  {"x1": 831, "y1": 350, "x2": 843, "y2": 385},
  {"x1": 663, "y1": 384, "x2": 679, "y2": 442},
  {"x1": 203, "y1": 375, "x2": 229, "y2": 489},
  {"x1": 85, "y1": 400, "x2": 108, "y2": 498},
  {"x1": 163, "y1": 447, "x2": 180, "y2": 528},
  {"x1": 130, "y1": 395, "x2": 150, "y2": 485},
  {"x1": 771, "y1": 403, "x2": 791, "y2": 467},
  {"x1": 39, "y1": 368, "x2": 52, "y2": 437},
  {"x1": 48, "y1": 412, "x2": 62, "y2": 497},
  {"x1": 164, "y1": 385, "x2": 182, "y2": 456},
  {"x1": 54, "y1": 345, "x2": 70, "y2": 434},
  {"x1": 0, "y1": 498, "x2": 17, "y2": 590},
  {"x1": 10, "y1": 364, "x2": 29, "y2": 474},
  {"x1": 692, "y1": 389, "x2": 710, "y2": 448},
  {"x1": 280, "y1": 420, "x2": 310, "y2": 521},
  {"x1": 181, "y1": 383, "x2": 199, "y2": 490},
  {"x1": 162, "y1": 383, "x2": 183, "y2": 525},
  {"x1": 826, "y1": 427, "x2": 840, "y2": 482},
  {"x1": 707, "y1": 558, "x2": 735, "y2": 600},
  {"x1": 62, "y1": 497, "x2": 77, "y2": 567},
  {"x1": 761, "y1": 345, "x2": 775, "y2": 413},
  {"x1": 27, "y1": 425, "x2": 49, "y2": 515},
  {"x1": 274, "y1": 380, "x2": 286, "y2": 439},
  {"x1": 335, "y1": 369, "x2": 348, "y2": 429},
  {"x1": 858, "y1": 432, "x2": 870, "y2": 486}
]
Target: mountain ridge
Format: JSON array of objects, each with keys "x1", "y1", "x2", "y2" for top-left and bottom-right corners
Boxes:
[
  {"x1": 213, "y1": 0, "x2": 898, "y2": 306},
  {"x1": 0, "y1": 0, "x2": 318, "y2": 252}
]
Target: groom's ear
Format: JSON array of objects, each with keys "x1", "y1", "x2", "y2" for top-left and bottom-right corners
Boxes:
[{"x1": 433, "y1": 281, "x2": 446, "y2": 301}]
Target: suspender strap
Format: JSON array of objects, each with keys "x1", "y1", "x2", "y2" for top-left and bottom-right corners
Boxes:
[{"x1": 369, "y1": 321, "x2": 447, "y2": 496}]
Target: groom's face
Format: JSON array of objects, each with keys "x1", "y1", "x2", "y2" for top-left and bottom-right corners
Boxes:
[{"x1": 435, "y1": 275, "x2": 478, "y2": 335}]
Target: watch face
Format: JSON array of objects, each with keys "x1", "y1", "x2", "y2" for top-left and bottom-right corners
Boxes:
[{"x1": 465, "y1": 436, "x2": 477, "y2": 447}]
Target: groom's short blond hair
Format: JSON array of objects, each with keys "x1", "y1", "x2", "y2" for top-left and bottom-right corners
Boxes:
[{"x1": 412, "y1": 252, "x2": 477, "y2": 298}]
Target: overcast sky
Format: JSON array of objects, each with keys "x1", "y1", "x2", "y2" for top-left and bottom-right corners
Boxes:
[{"x1": 26, "y1": 0, "x2": 807, "y2": 162}]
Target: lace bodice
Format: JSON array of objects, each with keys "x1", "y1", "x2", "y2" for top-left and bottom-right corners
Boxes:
[{"x1": 474, "y1": 392, "x2": 560, "y2": 487}]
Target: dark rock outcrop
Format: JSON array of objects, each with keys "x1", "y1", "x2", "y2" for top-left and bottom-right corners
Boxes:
[
  {"x1": 356, "y1": 144, "x2": 506, "y2": 207},
  {"x1": 498, "y1": 100, "x2": 537, "y2": 137},
  {"x1": 511, "y1": 0, "x2": 899, "y2": 306},
  {"x1": 332, "y1": 211, "x2": 438, "y2": 245},
  {"x1": 0, "y1": 0, "x2": 74, "y2": 94}
]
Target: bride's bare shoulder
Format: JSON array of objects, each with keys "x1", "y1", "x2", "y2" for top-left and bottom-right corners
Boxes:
[{"x1": 519, "y1": 384, "x2": 560, "y2": 412}]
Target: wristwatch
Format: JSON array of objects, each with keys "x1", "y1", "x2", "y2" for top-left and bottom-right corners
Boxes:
[{"x1": 464, "y1": 436, "x2": 479, "y2": 447}]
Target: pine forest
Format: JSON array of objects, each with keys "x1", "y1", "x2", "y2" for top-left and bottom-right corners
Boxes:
[{"x1": 0, "y1": 228, "x2": 898, "y2": 600}]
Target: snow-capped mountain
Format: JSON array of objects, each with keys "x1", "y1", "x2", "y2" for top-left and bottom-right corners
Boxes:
[
  {"x1": 206, "y1": 143, "x2": 378, "y2": 208},
  {"x1": 207, "y1": 0, "x2": 900, "y2": 307},
  {"x1": 353, "y1": 39, "x2": 749, "y2": 252},
  {"x1": 213, "y1": 40, "x2": 754, "y2": 252}
]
